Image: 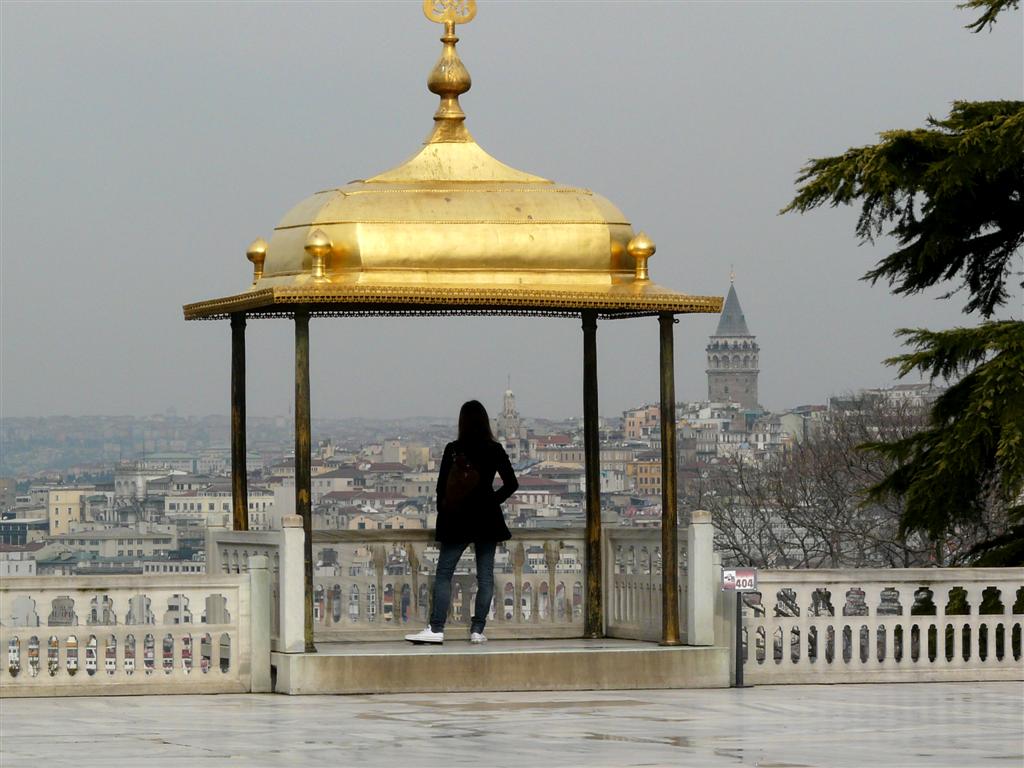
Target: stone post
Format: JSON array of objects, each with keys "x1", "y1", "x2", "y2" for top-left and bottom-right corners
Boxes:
[
  {"x1": 709, "y1": 551, "x2": 736, "y2": 683},
  {"x1": 248, "y1": 555, "x2": 272, "y2": 692},
  {"x1": 205, "y1": 513, "x2": 230, "y2": 575},
  {"x1": 686, "y1": 509, "x2": 715, "y2": 646},
  {"x1": 278, "y1": 515, "x2": 306, "y2": 653}
]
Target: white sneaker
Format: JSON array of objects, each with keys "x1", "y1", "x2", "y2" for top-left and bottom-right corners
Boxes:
[
  {"x1": 404, "y1": 627, "x2": 444, "y2": 645},
  {"x1": 470, "y1": 631, "x2": 487, "y2": 644}
]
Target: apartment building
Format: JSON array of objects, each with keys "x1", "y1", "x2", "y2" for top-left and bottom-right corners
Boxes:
[{"x1": 47, "y1": 487, "x2": 95, "y2": 534}]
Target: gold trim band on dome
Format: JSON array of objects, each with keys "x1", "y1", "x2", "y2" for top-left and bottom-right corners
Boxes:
[
  {"x1": 320, "y1": 186, "x2": 592, "y2": 195},
  {"x1": 273, "y1": 219, "x2": 630, "y2": 230},
  {"x1": 252, "y1": 267, "x2": 642, "y2": 279}
]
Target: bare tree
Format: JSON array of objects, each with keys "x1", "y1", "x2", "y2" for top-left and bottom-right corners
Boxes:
[{"x1": 690, "y1": 397, "x2": 975, "y2": 568}]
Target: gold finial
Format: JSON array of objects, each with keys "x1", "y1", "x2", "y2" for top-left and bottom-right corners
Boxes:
[
  {"x1": 304, "y1": 229, "x2": 332, "y2": 282},
  {"x1": 423, "y1": 0, "x2": 476, "y2": 26},
  {"x1": 423, "y1": 0, "x2": 477, "y2": 144},
  {"x1": 627, "y1": 232, "x2": 656, "y2": 282},
  {"x1": 246, "y1": 238, "x2": 268, "y2": 284}
]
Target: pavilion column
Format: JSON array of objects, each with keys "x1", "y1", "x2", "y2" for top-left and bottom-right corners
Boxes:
[
  {"x1": 582, "y1": 310, "x2": 603, "y2": 638},
  {"x1": 294, "y1": 310, "x2": 316, "y2": 653},
  {"x1": 659, "y1": 312, "x2": 682, "y2": 645},
  {"x1": 230, "y1": 313, "x2": 249, "y2": 531}
]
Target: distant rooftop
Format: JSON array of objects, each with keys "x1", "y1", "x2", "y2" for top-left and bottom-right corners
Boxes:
[
  {"x1": 316, "y1": 467, "x2": 361, "y2": 479},
  {"x1": 0, "y1": 541, "x2": 45, "y2": 553},
  {"x1": 49, "y1": 528, "x2": 172, "y2": 541},
  {"x1": 364, "y1": 463, "x2": 412, "y2": 473}
]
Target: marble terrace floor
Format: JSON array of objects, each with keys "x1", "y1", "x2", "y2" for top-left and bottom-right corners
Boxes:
[{"x1": 2, "y1": 681, "x2": 1022, "y2": 767}]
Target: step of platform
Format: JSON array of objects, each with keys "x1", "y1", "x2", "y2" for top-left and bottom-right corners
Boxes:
[{"x1": 271, "y1": 638, "x2": 730, "y2": 695}]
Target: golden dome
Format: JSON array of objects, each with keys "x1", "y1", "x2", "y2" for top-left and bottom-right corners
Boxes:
[
  {"x1": 184, "y1": 3, "x2": 721, "y2": 320},
  {"x1": 257, "y1": 154, "x2": 635, "y2": 292}
]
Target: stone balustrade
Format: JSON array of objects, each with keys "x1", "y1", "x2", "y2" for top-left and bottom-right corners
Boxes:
[
  {"x1": 208, "y1": 519, "x2": 721, "y2": 648},
  {"x1": 740, "y1": 568, "x2": 1024, "y2": 684},
  {"x1": 309, "y1": 527, "x2": 586, "y2": 642},
  {"x1": 1, "y1": 558, "x2": 271, "y2": 697},
  {"x1": 8, "y1": 519, "x2": 1020, "y2": 696}
]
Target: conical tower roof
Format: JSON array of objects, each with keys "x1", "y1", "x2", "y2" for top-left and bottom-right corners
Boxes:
[{"x1": 713, "y1": 283, "x2": 751, "y2": 337}]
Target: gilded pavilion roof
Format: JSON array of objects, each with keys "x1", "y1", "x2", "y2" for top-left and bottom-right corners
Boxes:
[{"x1": 183, "y1": 1, "x2": 722, "y2": 320}]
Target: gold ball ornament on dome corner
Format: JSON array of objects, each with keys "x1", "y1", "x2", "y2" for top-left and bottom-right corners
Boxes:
[
  {"x1": 304, "y1": 229, "x2": 333, "y2": 282},
  {"x1": 627, "y1": 232, "x2": 656, "y2": 282},
  {"x1": 246, "y1": 238, "x2": 268, "y2": 284}
]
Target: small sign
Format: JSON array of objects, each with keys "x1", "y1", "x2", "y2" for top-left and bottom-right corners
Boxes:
[{"x1": 722, "y1": 567, "x2": 758, "y2": 591}]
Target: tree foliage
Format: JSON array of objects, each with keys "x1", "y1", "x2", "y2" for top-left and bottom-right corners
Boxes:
[
  {"x1": 783, "y1": 3, "x2": 1023, "y2": 564},
  {"x1": 863, "y1": 323, "x2": 1024, "y2": 559},
  {"x1": 960, "y1": 0, "x2": 1020, "y2": 32},
  {"x1": 783, "y1": 100, "x2": 1024, "y2": 318}
]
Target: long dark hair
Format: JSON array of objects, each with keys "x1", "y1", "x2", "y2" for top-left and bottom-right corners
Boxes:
[{"x1": 458, "y1": 400, "x2": 495, "y2": 444}]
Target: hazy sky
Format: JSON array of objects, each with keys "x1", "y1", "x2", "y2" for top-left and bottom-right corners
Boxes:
[{"x1": 2, "y1": 1, "x2": 1021, "y2": 421}]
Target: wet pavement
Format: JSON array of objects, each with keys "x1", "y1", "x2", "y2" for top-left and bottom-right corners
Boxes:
[{"x1": 2, "y1": 681, "x2": 1022, "y2": 767}]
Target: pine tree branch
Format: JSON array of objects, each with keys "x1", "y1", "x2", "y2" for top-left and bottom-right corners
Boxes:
[
  {"x1": 960, "y1": 0, "x2": 1020, "y2": 32},
  {"x1": 782, "y1": 102, "x2": 1024, "y2": 319}
]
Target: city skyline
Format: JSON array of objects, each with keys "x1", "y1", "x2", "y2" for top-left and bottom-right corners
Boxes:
[{"x1": 2, "y1": 2, "x2": 1021, "y2": 420}]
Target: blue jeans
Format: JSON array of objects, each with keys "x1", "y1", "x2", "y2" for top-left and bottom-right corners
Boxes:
[{"x1": 429, "y1": 540, "x2": 497, "y2": 634}]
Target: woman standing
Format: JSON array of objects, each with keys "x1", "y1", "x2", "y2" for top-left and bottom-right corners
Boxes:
[{"x1": 405, "y1": 400, "x2": 518, "y2": 645}]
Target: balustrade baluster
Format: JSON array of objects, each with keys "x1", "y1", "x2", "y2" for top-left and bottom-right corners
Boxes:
[
  {"x1": 963, "y1": 584, "x2": 979, "y2": 664},
  {"x1": 545, "y1": 542, "x2": 559, "y2": 626},
  {"x1": 513, "y1": 543, "x2": 525, "y2": 626},
  {"x1": 881, "y1": 616, "x2": 894, "y2": 669},
  {"x1": 996, "y1": 581, "x2": 1013, "y2": 666},
  {"x1": 793, "y1": 585, "x2": 813, "y2": 672},
  {"x1": 943, "y1": 585, "x2": 960, "y2": 668}
]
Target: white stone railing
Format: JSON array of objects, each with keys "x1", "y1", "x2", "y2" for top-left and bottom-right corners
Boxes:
[
  {"x1": 603, "y1": 511, "x2": 717, "y2": 645},
  {"x1": 309, "y1": 527, "x2": 586, "y2": 642},
  {"x1": 739, "y1": 567, "x2": 1024, "y2": 684},
  {"x1": 209, "y1": 519, "x2": 720, "y2": 648},
  {"x1": 0, "y1": 559, "x2": 271, "y2": 697}
]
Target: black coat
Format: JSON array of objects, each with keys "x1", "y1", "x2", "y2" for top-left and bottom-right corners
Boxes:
[{"x1": 435, "y1": 439, "x2": 518, "y2": 544}]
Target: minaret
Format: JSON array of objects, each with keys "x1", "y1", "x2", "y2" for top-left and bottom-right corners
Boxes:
[
  {"x1": 495, "y1": 384, "x2": 524, "y2": 462},
  {"x1": 706, "y1": 274, "x2": 760, "y2": 410},
  {"x1": 497, "y1": 384, "x2": 521, "y2": 440}
]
